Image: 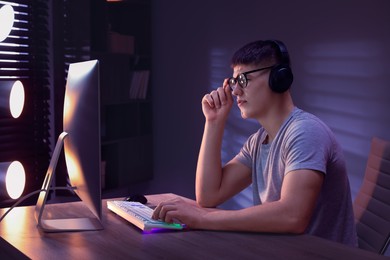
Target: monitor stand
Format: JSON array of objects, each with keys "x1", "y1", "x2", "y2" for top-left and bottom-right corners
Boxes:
[{"x1": 34, "y1": 132, "x2": 103, "y2": 232}]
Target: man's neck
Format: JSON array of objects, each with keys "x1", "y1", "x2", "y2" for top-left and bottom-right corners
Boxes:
[{"x1": 259, "y1": 94, "x2": 295, "y2": 142}]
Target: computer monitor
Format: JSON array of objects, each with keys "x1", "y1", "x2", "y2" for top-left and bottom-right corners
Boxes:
[{"x1": 34, "y1": 60, "x2": 103, "y2": 232}]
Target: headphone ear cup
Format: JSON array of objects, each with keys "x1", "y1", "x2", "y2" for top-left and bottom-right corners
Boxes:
[{"x1": 269, "y1": 64, "x2": 293, "y2": 93}]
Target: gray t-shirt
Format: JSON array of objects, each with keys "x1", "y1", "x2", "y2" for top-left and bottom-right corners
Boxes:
[{"x1": 235, "y1": 107, "x2": 357, "y2": 246}]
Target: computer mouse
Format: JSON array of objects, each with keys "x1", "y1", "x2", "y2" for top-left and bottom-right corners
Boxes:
[{"x1": 124, "y1": 194, "x2": 148, "y2": 204}]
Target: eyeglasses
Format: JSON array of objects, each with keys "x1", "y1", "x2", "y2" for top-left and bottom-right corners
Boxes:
[{"x1": 228, "y1": 66, "x2": 274, "y2": 90}]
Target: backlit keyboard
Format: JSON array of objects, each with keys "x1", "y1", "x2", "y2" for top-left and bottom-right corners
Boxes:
[{"x1": 107, "y1": 200, "x2": 184, "y2": 231}]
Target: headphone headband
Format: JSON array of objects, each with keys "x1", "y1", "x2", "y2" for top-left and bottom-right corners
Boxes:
[{"x1": 267, "y1": 40, "x2": 290, "y2": 66}]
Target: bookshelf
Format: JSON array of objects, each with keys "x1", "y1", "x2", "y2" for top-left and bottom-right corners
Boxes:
[{"x1": 91, "y1": 0, "x2": 153, "y2": 190}]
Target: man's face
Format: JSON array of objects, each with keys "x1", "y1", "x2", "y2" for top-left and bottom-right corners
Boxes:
[{"x1": 231, "y1": 64, "x2": 273, "y2": 120}]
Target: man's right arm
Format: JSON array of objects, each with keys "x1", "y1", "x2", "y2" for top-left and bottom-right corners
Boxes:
[{"x1": 195, "y1": 83, "x2": 251, "y2": 207}]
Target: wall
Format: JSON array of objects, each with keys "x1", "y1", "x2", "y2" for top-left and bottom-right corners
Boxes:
[{"x1": 148, "y1": 0, "x2": 390, "y2": 209}]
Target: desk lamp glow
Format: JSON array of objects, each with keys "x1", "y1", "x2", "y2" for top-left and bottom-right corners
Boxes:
[{"x1": 0, "y1": 4, "x2": 15, "y2": 42}]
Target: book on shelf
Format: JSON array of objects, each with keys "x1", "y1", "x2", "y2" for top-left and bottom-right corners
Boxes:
[
  {"x1": 129, "y1": 70, "x2": 150, "y2": 99},
  {"x1": 108, "y1": 31, "x2": 135, "y2": 55}
]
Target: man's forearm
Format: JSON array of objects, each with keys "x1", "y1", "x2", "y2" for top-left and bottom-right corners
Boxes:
[
  {"x1": 195, "y1": 121, "x2": 226, "y2": 207},
  {"x1": 199, "y1": 201, "x2": 308, "y2": 234}
]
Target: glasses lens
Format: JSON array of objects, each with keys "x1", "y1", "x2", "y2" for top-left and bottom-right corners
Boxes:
[
  {"x1": 238, "y1": 74, "x2": 247, "y2": 88},
  {"x1": 228, "y1": 77, "x2": 236, "y2": 88}
]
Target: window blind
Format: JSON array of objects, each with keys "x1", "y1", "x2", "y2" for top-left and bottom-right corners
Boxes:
[{"x1": 0, "y1": 0, "x2": 50, "y2": 206}]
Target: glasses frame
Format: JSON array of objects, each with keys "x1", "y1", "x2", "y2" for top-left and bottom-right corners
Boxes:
[{"x1": 228, "y1": 65, "x2": 274, "y2": 91}]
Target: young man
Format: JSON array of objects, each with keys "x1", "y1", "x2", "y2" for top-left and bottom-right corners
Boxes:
[{"x1": 152, "y1": 40, "x2": 357, "y2": 246}]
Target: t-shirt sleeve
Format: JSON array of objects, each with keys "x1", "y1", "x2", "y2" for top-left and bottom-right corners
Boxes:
[
  {"x1": 234, "y1": 131, "x2": 260, "y2": 169},
  {"x1": 283, "y1": 119, "x2": 331, "y2": 175}
]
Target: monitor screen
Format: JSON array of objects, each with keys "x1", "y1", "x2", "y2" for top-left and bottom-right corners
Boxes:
[{"x1": 34, "y1": 60, "x2": 103, "y2": 232}]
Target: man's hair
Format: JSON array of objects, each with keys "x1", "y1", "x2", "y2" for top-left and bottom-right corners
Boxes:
[{"x1": 231, "y1": 40, "x2": 288, "y2": 67}]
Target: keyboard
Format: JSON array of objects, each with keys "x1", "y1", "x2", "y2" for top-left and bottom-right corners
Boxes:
[{"x1": 107, "y1": 200, "x2": 184, "y2": 231}]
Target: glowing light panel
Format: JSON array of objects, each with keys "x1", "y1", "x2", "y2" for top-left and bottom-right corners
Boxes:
[
  {"x1": 0, "y1": 4, "x2": 15, "y2": 42},
  {"x1": 6, "y1": 161, "x2": 26, "y2": 199},
  {"x1": 9, "y1": 80, "x2": 25, "y2": 118}
]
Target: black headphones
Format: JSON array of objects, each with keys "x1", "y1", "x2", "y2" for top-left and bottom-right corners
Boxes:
[{"x1": 267, "y1": 40, "x2": 294, "y2": 93}]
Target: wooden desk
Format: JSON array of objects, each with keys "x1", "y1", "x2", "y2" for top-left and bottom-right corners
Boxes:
[{"x1": 0, "y1": 193, "x2": 387, "y2": 260}]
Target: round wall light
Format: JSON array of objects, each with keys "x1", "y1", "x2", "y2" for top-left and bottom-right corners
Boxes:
[
  {"x1": 0, "y1": 80, "x2": 25, "y2": 118},
  {"x1": 0, "y1": 4, "x2": 15, "y2": 42},
  {"x1": 0, "y1": 161, "x2": 26, "y2": 200}
]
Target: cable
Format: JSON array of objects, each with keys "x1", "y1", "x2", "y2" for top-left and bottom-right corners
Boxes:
[{"x1": 0, "y1": 186, "x2": 76, "y2": 222}]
